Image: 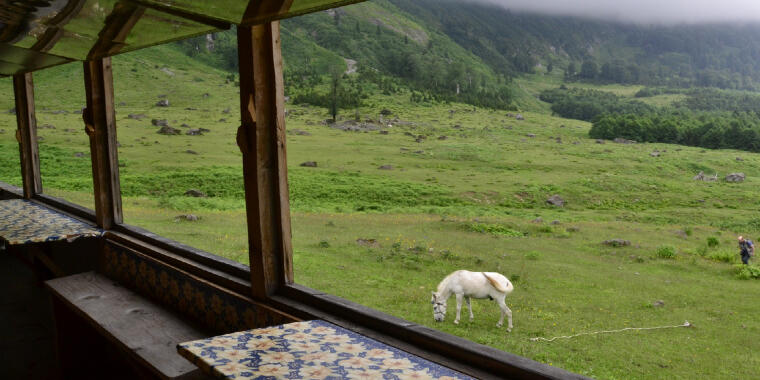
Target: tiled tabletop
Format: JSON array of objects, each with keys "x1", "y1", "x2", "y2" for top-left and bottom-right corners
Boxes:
[
  {"x1": 0, "y1": 199, "x2": 102, "y2": 245},
  {"x1": 178, "y1": 320, "x2": 474, "y2": 379}
]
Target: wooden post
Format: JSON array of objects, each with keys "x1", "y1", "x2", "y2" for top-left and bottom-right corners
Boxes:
[
  {"x1": 237, "y1": 22, "x2": 294, "y2": 299},
  {"x1": 13, "y1": 73, "x2": 42, "y2": 199},
  {"x1": 83, "y1": 57, "x2": 122, "y2": 229}
]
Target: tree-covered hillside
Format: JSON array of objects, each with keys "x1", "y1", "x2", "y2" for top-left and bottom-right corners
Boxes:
[{"x1": 175, "y1": 0, "x2": 760, "y2": 109}]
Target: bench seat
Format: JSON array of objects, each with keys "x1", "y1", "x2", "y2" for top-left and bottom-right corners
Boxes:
[{"x1": 45, "y1": 271, "x2": 211, "y2": 379}]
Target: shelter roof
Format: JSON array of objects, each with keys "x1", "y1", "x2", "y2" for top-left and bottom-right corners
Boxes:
[{"x1": 0, "y1": 0, "x2": 362, "y2": 76}]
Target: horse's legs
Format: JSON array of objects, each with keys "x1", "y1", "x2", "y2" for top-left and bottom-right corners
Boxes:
[
  {"x1": 466, "y1": 297, "x2": 474, "y2": 321},
  {"x1": 496, "y1": 295, "x2": 513, "y2": 332},
  {"x1": 454, "y1": 293, "x2": 463, "y2": 324}
]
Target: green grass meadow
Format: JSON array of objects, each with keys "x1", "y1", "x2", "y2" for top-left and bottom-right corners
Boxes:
[{"x1": 1, "y1": 46, "x2": 760, "y2": 379}]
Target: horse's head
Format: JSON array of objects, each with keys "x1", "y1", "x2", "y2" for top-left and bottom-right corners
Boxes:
[{"x1": 431, "y1": 292, "x2": 447, "y2": 322}]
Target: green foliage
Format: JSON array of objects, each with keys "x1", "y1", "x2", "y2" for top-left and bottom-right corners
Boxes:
[
  {"x1": 735, "y1": 265, "x2": 760, "y2": 279},
  {"x1": 524, "y1": 251, "x2": 540, "y2": 260},
  {"x1": 655, "y1": 245, "x2": 677, "y2": 259},
  {"x1": 318, "y1": 240, "x2": 331, "y2": 248},
  {"x1": 540, "y1": 87, "x2": 655, "y2": 122},
  {"x1": 465, "y1": 222, "x2": 524, "y2": 237},
  {"x1": 707, "y1": 250, "x2": 736, "y2": 263},
  {"x1": 590, "y1": 111, "x2": 760, "y2": 152},
  {"x1": 707, "y1": 237, "x2": 720, "y2": 248}
]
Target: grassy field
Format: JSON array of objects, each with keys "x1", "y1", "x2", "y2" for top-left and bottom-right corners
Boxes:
[{"x1": 2, "y1": 46, "x2": 760, "y2": 379}]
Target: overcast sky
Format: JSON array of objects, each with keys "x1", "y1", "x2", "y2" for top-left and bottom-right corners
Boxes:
[{"x1": 470, "y1": 0, "x2": 760, "y2": 24}]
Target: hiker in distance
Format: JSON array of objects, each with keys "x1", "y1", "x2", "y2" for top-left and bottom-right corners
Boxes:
[{"x1": 738, "y1": 235, "x2": 754, "y2": 265}]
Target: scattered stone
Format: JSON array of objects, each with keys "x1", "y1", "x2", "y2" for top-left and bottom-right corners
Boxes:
[
  {"x1": 156, "y1": 99, "x2": 170, "y2": 107},
  {"x1": 356, "y1": 238, "x2": 380, "y2": 248},
  {"x1": 128, "y1": 113, "x2": 147, "y2": 120},
  {"x1": 693, "y1": 171, "x2": 718, "y2": 182},
  {"x1": 413, "y1": 150, "x2": 424, "y2": 154},
  {"x1": 186, "y1": 129, "x2": 204, "y2": 136},
  {"x1": 184, "y1": 189, "x2": 207, "y2": 197},
  {"x1": 175, "y1": 214, "x2": 199, "y2": 222},
  {"x1": 39, "y1": 124, "x2": 55, "y2": 129},
  {"x1": 653, "y1": 300, "x2": 665, "y2": 308},
  {"x1": 7, "y1": 108, "x2": 15, "y2": 114},
  {"x1": 74, "y1": 108, "x2": 83, "y2": 114},
  {"x1": 560, "y1": 124, "x2": 566, "y2": 128},
  {"x1": 415, "y1": 137, "x2": 424, "y2": 143},
  {"x1": 219, "y1": 118, "x2": 227, "y2": 122},
  {"x1": 505, "y1": 126, "x2": 513, "y2": 130},
  {"x1": 531, "y1": 217, "x2": 543, "y2": 223},
  {"x1": 595, "y1": 139, "x2": 605, "y2": 144},
  {"x1": 160, "y1": 67, "x2": 174, "y2": 76},
  {"x1": 379, "y1": 130, "x2": 389, "y2": 135},
  {"x1": 289, "y1": 129, "x2": 311, "y2": 136},
  {"x1": 550, "y1": 220, "x2": 561, "y2": 225},
  {"x1": 603, "y1": 239, "x2": 631, "y2": 247},
  {"x1": 37, "y1": 136, "x2": 44, "y2": 141},
  {"x1": 526, "y1": 133, "x2": 535, "y2": 138},
  {"x1": 157, "y1": 126, "x2": 181, "y2": 135},
  {"x1": 555, "y1": 137, "x2": 562, "y2": 144},
  {"x1": 515, "y1": 114, "x2": 524, "y2": 120},
  {"x1": 151, "y1": 119, "x2": 168, "y2": 127},
  {"x1": 453, "y1": 124, "x2": 462, "y2": 129},
  {"x1": 573, "y1": 141, "x2": 580, "y2": 145},
  {"x1": 378, "y1": 165, "x2": 393, "y2": 170},
  {"x1": 650, "y1": 151, "x2": 660, "y2": 157},
  {"x1": 158, "y1": 94, "x2": 167, "y2": 98},
  {"x1": 725, "y1": 173, "x2": 746, "y2": 182},
  {"x1": 222, "y1": 108, "x2": 230, "y2": 114},
  {"x1": 736, "y1": 157, "x2": 744, "y2": 161},
  {"x1": 185, "y1": 107, "x2": 198, "y2": 111},
  {"x1": 181, "y1": 123, "x2": 190, "y2": 128},
  {"x1": 300, "y1": 161, "x2": 317, "y2": 167},
  {"x1": 118, "y1": 101, "x2": 127, "y2": 106},
  {"x1": 566, "y1": 226, "x2": 580, "y2": 232},
  {"x1": 51, "y1": 110, "x2": 67, "y2": 115},
  {"x1": 74, "y1": 152, "x2": 85, "y2": 158},
  {"x1": 613, "y1": 137, "x2": 636, "y2": 144},
  {"x1": 438, "y1": 135, "x2": 448, "y2": 140},
  {"x1": 0, "y1": 129, "x2": 4, "y2": 134},
  {"x1": 202, "y1": 93, "x2": 210, "y2": 98},
  {"x1": 185, "y1": 150, "x2": 198, "y2": 155},
  {"x1": 399, "y1": 148, "x2": 409, "y2": 152},
  {"x1": 546, "y1": 194, "x2": 565, "y2": 207}
]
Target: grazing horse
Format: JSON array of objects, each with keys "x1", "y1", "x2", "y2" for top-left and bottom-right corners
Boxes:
[{"x1": 431, "y1": 270, "x2": 514, "y2": 331}]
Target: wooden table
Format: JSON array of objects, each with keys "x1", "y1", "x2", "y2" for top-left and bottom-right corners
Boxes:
[
  {"x1": 178, "y1": 320, "x2": 473, "y2": 379},
  {"x1": 0, "y1": 199, "x2": 102, "y2": 276},
  {"x1": 0, "y1": 199, "x2": 102, "y2": 247}
]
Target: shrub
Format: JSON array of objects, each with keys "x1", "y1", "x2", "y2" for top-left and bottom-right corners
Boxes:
[
  {"x1": 465, "y1": 223, "x2": 524, "y2": 237},
  {"x1": 525, "y1": 251, "x2": 540, "y2": 260},
  {"x1": 707, "y1": 249, "x2": 735, "y2": 263},
  {"x1": 318, "y1": 240, "x2": 330, "y2": 248},
  {"x1": 735, "y1": 265, "x2": 760, "y2": 280},
  {"x1": 707, "y1": 237, "x2": 720, "y2": 247},
  {"x1": 655, "y1": 245, "x2": 676, "y2": 259}
]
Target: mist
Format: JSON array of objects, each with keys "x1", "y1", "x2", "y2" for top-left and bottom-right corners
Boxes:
[{"x1": 468, "y1": 0, "x2": 760, "y2": 24}]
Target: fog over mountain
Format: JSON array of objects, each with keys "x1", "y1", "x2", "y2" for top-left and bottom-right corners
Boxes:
[{"x1": 468, "y1": 0, "x2": 760, "y2": 24}]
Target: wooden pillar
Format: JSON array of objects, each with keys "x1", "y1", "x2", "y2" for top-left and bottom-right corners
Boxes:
[
  {"x1": 83, "y1": 57, "x2": 122, "y2": 229},
  {"x1": 237, "y1": 22, "x2": 294, "y2": 299},
  {"x1": 13, "y1": 73, "x2": 42, "y2": 199}
]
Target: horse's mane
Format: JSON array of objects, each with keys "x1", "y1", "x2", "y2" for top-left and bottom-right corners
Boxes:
[{"x1": 436, "y1": 270, "x2": 460, "y2": 294}]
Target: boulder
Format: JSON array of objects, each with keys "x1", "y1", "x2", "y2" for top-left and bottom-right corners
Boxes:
[
  {"x1": 653, "y1": 300, "x2": 665, "y2": 307},
  {"x1": 156, "y1": 99, "x2": 170, "y2": 107},
  {"x1": 157, "y1": 126, "x2": 181, "y2": 135},
  {"x1": 725, "y1": 173, "x2": 746, "y2": 182},
  {"x1": 300, "y1": 161, "x2": 317, "y2": 167},
  {"x1": 186, "y1": 129, "x2": 204, "y2": 136},
  {"x1": 595, "y1": 139, "x2": 605, "y2": 144},
  {"x1": 650, "y1": 151, "x2": 660, "y2": 157},
  {"x1": 613, "y1": 137, "x2": 636, "y2": 144},
  {"x1": 736, "y1": 157, "x2": 744, "y2": 161},
  {"x1": 128, "y1": 114, "x2": 147, "y2": 120},
  {"x1": 378, "y1": 165, "x2": 393, "y2": 170},
  {"x1": 151, "y1": 119, "x2": 168, "y2": 127},
  {"x1": 546, "y1": 194, "x2": 565, "y2": 207},
  {"x1": 185, "y1": 150, "x2": 198, "y2": 155},
  {"x1": 184, "y1": 189, "x2": 207, "y2": 198},
  {"x1": 515, "y1": 114, "x2": 524, "y2": 120},
  {"x1": 175, "y1": 214, "x2": 199, "y2": 222},
  {"x1": 438, "y1": 135, "x2": 448, "y2": 140},
  {"x1": 602, "y1": 239, "x2": 631, "y2": 247},
  {"x1": 526, "y1": 133, "x2": 535, "y2": 138},
  {"x1": 531, "y1": 217, "x2": 543, "y2": 224}
]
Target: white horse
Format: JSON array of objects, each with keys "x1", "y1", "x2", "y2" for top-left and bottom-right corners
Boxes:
[{"x1": 431, "y1": 270, "x2": 514, "y2": 331}]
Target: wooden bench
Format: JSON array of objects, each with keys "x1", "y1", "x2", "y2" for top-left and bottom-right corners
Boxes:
[{"x1": 45, "y1": 271, "x2": 212, "y2": 379}]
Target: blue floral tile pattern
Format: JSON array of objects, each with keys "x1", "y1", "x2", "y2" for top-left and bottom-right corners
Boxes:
[
  {"x1": 0, "y1": 199, "x2": 102, "y2": 245},
  {"x1": 178, "y1": 320, "x2": 473, "y2": 379}
]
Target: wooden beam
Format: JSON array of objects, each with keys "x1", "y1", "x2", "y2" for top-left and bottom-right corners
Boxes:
[
  {"x1": 87, "y1": 1, "x2": 146, "y2": 60},
  {"x1": 237, "y1": 22, "x2": 293, "y2": 300},
  {"x1": 83, "y1": 57, "x2": 122, "y2": 229},
  {"x1": 13, "y1": 72, "x2": 41, "y2": 198}
]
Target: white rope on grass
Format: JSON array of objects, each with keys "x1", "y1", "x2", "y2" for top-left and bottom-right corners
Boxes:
[{"x1": 529, "y1": 321, "x2": 692, "y2": 342}]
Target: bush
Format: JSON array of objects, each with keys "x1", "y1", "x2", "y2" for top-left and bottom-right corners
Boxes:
[
  {"x1": 655, "y1": 245, "x2": 676, "y2": 259},
  {"x1": 707, "y1": 237, "x2": 720, "y2": 247},
  {"x1": 735, "y1": 265, "x2": 760, "y2": 279},
  {"x1": 707, "y1": 250, "x2": 735, "y2": 263},
  {"x1": 524, "y1": 251, "x2": 540, "y2": 260},
  {"x1": 465, "y1": 223, "x2": 524, "y2": 237},
  {"x1": 318, "y1": 240, "x2": 330, "y2": 248}
]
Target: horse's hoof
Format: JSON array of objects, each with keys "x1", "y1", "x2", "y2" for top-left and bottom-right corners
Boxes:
[
  {"x1": 454, "y1": 320, "x2": 459, "y2": 325},
  {"x1": 496, "y1": 323, "x2": 502, "y2": 328},
  {"x1": 507, "y1": 328, "x2": 512, "y2": 333}
]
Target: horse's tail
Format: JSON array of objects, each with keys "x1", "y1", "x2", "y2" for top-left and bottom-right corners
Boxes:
[{"x1": 483, "y1": 272, "x2": 510, "y2": 293}]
